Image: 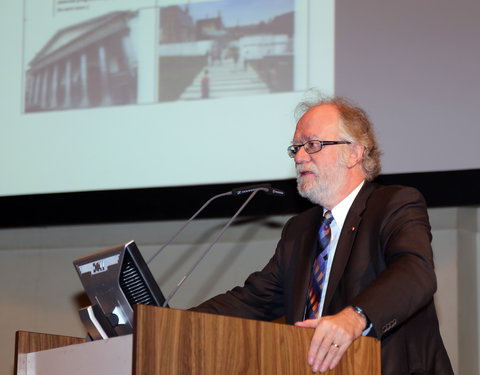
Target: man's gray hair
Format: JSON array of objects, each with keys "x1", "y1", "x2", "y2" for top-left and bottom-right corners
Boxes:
[{"x1": 295, "y1": 92, "x2": 382, "y2": 181}]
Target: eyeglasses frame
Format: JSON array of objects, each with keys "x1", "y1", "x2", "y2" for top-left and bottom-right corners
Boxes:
[{"x1": 287, "y1": 140, "x2": 352, "y2": 158}]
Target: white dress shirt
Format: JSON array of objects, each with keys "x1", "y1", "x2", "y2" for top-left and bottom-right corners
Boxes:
[{"x1": 317, "y1": 181, "x2": 365, "y2": 316}]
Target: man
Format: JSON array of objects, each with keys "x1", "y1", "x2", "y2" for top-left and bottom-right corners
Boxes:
[{"x1": 192, "y1": 96, "x2": 453, "y2": 374}]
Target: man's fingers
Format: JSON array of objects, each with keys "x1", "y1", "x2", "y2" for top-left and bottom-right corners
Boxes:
[
  {"x1": 311, "y1": 341, "x2": 347, "y2": 373},
  {"x1": 308, "y1": 329, "x2": 333, "y2": 368},
  {"x1": 294, "y1": 319, "x2": 318, "y2": 328},
  {"x1": 296, "y1": 311, "x2": 360, "y2": 372},
  {"x1": 327, "y1": 343, "x2": 348, "y2": 371}
]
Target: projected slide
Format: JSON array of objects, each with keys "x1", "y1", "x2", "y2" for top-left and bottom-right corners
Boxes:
[
  {"x1": 1, "y1": 0, "x2": 332, "y2": 197},
  {"x1": 24, "y1": 0, "x2": 296, "y2": 112}
]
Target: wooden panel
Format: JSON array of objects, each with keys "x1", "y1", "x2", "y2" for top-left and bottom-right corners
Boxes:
[
  {"x1": 133, "y1": 305, "x2": 380, "y2": 375},
  {"x1": 15, "y1": 331, "x2": 86, "y2": 375},
  {"x1": 15, "y1": 331, "x2": 85, "y2": 354}
]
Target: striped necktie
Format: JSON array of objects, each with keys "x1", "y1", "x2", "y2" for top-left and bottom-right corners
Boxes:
[{"x1": 306, "y1": 210, "x2": 334, "y2": 319}]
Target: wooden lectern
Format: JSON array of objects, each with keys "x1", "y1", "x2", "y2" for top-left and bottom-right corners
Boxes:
[{"x1": 15, "y1": 305, "x2": 380, "y2": 374}]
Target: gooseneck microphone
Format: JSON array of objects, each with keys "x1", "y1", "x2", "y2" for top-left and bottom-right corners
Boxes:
[
  {"x1": 147, "y1": 183, "x2": 284, "y2": 265},
  {"x1": 146, "y1": 190, "x2": 231, "y2": 264},
  {"x1": 160, "y1": 184, "x2": 285, "y2": 307},
  {"x1": 231, "y1": 183, "x2": 285, "y2": 197}
]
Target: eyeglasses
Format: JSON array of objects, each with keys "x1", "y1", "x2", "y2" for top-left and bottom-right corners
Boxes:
[{"x1": 287, "y1": 140, "x2": 351, "y2": 158}]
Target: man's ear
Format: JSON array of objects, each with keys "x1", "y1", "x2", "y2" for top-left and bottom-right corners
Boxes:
[{"x1": 346, "y1": 144, "x2": 365, "y2": 168}]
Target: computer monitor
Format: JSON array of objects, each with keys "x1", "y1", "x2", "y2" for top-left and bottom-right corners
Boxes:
[{"x1": 73, "y1": 240, "x2": 166, "y2": 339}]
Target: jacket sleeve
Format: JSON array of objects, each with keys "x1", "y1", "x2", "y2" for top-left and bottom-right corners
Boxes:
[
  {"x1": 350, "y1": 186, "x2": 437, "y2": 338},
  {"x1": 189, "y1": 219, "x2": 294, "y2": 321}
]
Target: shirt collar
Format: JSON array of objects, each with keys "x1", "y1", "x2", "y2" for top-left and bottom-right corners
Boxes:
[{"x1": 328, "y1": 181, "x2": 365, "y2": 229}]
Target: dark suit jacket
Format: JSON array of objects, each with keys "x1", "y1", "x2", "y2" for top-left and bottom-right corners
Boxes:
[{"x1": 192, "y1": 182, "x2": 454, "y2": 374}]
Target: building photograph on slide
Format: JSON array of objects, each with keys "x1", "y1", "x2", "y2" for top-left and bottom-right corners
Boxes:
[
  {"x1": 23, "y1": 0, "x2": 149, "y2": 113},
  {"x1": 23, "y1": 0, "x2": 301, "y2": 113}
]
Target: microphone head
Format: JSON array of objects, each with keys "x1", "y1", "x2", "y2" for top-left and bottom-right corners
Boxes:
[
  {"x1": 231, "y1": 184, "x2": 285, "y2": 197},
  {"x1": 231, "y1": 184, "x2": 270, "y2": 196},
  {"x1": 267, "y1": 187, "x2": 285, "y2": 196}
]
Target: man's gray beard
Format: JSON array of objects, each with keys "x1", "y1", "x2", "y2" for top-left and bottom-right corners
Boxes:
[
  {"x1": 296, "y1": 162, "x2": 347, "y2": 207},
  {"x1": 297, "y1": 178, "x2": 335, "y2": 207},
  {"x1": 296, "y1": 151, "x2": 349, "y2": 207}
]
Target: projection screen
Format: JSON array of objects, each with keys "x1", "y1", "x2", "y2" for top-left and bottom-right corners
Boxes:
[{"x1": 0, "y1": 0, "x2": 478, "y2": 225}]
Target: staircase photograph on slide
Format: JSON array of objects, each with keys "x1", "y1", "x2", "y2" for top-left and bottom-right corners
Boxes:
[{"x1": 158, "y1": 0, "x2": 294, "y2": 102}]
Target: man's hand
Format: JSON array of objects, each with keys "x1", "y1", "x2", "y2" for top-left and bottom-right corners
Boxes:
[{"x1": 294, "y1": 306, "x2": 367, "y2": 373}]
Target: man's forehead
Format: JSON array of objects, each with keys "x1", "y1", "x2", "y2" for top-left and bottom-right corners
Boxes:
[
  {"x1": 294, "y1": 104, "x2": 340, "y2": 138},
  {"x1": 301, "y1": 104, "x2": 339, "y2": 123}
]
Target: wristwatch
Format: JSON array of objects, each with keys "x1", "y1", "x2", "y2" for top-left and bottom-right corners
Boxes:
[{"x1": 352, "y1": 305, "x2": 371, "y2": 328}]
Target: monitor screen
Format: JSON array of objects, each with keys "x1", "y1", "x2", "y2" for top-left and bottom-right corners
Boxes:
[{"x1": 73, "y1": 240, "x2": 166, "y2": 339}]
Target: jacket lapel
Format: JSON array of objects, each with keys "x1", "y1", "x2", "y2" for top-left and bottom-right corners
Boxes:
[
  {"x1": 321, "y1": 182, "x2": 377, "y2": 314},
  {"x1": 291, "y1": 208, "x2": 323, "y2": 322}
]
